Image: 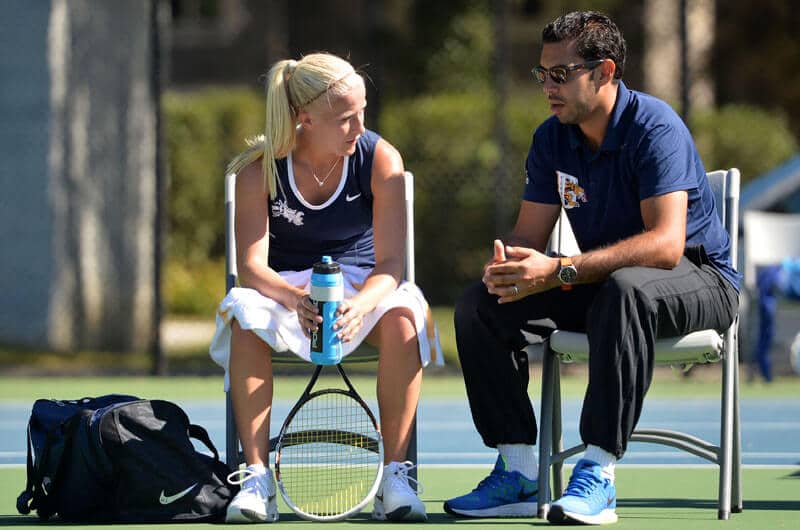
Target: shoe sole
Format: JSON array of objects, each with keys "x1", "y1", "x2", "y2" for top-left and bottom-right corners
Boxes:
[
  {"x1": 443, "y1": 501, "x2": 538, "y2": 518},
  {"x1": 387, "y1": 506, "x2": 427, "y2": 522},
  {"x1": 373, "y1": 503, "x2": 427, "y2": 522},
  {"x1": 547, "y1": 504, "x2": 617, "y2": 525},
  {"x1": 225, "y1": 507, "x2": 279, "y2": 523},
  {"x1": 225, "y1": 508, "x2": 266, "y2": 523}
]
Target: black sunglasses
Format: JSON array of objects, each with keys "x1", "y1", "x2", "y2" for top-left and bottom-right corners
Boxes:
[{"x1": 532, "y1": 60, "x2": 605, "y2": 84}]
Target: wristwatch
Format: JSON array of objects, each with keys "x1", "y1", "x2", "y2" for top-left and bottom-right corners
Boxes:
[{"x1": 557, "y1": 256, "x2": 577, "y2": 290}]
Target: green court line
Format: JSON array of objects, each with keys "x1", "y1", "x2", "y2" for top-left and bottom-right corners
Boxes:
[{"x1": 2, "y1": 467, "x2": 797, "y2": 528}]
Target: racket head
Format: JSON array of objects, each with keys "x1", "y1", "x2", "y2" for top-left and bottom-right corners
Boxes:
[{"x1": 275, "y1": 388, "x2": 384, "y2": 522}]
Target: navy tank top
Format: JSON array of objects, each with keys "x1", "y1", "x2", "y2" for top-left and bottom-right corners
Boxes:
[{"x1": 267, "y1": 129, "x2": 379, "y2": 272}]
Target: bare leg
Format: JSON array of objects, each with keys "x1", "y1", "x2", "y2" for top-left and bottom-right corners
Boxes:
[
  {"x1": 368, "y1": 308, "x2": 422, "y2": 464},
  {"x1": 229, "y1": 319, "x2": 273, "y2": 467}
]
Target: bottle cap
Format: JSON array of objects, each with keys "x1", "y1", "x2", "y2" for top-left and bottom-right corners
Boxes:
[{"x1": 313, "y1": 255, "x2": 341, "y2": 274}]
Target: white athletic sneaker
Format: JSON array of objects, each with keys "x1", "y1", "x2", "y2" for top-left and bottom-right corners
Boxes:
[
  {"x1": 225, "y1": 464, "x2": 279, "y2": 523},
  {"x1": 372, "y1": 461, "x2": 427, "y2": 522}
]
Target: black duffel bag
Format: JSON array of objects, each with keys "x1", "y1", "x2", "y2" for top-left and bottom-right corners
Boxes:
[{"x1": 17, "y1": 396, "x2": 236, "y2": 523}]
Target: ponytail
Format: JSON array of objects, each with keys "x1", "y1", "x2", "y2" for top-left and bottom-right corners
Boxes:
[
  {"x1": 262, "y1": 59, "x2": 299, "y2": 198},
  {"x1": 227, "y1": 53, "x2": 359, "y2": 199}
]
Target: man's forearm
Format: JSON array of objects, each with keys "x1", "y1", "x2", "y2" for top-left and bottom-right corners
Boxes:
[{"x1": 571, "y1": 230, "x2": 682, "y2": 285}]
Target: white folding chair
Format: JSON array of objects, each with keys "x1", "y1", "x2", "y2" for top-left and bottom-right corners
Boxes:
[
  {"x1": 536, "y1": 168, "x2": 742, "y2": 520},
  {"x1": 223, "y1": 170, "x2": 419, "y2": 480}
]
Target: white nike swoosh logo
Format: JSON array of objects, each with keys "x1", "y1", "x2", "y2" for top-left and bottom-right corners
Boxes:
[
  {"x1": 159, "y1": 483, "x2": 198, "y2": 505},
  {"x1": 346, "y1": 193, "x2": 361, "y2": 202}
]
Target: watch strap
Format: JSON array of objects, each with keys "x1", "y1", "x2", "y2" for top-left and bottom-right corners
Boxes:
[{"x1": 559, "y1": 256, "x2": 574, "y2": 291}]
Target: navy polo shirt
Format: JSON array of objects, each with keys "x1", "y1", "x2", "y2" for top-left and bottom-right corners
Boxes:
[{"x1": 524, "y1": 81, "x2": 738, "y2": 289}]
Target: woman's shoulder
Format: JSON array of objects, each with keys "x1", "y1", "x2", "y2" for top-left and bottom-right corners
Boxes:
[
  {"x1": 357, "y1": 129, "x2": 381, "y2": 151},
  {"x1": 359, "y1": 129, "x2": 401, "y2": 166},
  {"x1": 227, "y1": 135, "x2": 266, "y2": 176},
  {"x1": 234, "y1": 159, "x2": 269, "y2": 198}
]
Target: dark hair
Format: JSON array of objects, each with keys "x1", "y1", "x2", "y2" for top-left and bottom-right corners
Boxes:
[{"x1": 542, "y1": 11, "x2": 626, "y2": 80}]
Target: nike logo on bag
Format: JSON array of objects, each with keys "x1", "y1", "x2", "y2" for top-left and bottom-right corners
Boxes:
[
  {"x1": 346, "y1": 193, "x2": 361, "y2": 202},
  {"x1": 159, "y1": 483, "x2": 198, "y2": 505}
]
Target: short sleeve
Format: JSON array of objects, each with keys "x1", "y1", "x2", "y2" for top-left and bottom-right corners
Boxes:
[{"x1": 634, "y1": 122, "x2": 698, "y2": 200}]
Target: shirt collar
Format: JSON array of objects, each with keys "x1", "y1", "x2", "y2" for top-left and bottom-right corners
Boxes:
[{"x1": 567, "y1": 80, "x2": 631, "y2": 152}]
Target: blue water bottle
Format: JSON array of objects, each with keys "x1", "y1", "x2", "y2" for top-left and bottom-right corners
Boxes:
[{"x1": 310, "y1": 256, "x2": 344, "y2": 365}]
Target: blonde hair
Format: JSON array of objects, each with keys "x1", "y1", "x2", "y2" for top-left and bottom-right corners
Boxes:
[{"x1": 227, "y1": 52, "x2": 361, "y2": 198}]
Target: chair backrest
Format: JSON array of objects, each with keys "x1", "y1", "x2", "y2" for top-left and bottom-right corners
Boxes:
[
  {"x1": 224, "y1": 170, "x2": 416, "y2": 291},
  {"x1": 742, "y1": 210, "x2": 800, "y2": 290},
  {"x1": 707, "y1": 168, "x2": 741, "y2": 268},
  {"x1": 549, "y1": 169, "x2": 741, "y2": 268}
]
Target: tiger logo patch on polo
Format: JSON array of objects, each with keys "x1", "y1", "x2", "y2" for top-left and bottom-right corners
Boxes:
[{"x1": 557, "y1": 170, "x2": 587, "y2": 209}]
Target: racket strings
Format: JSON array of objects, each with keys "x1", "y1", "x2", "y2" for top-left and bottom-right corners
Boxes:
[{"x1": 278, "y1": 391, "x2": 381, "y2": 517}]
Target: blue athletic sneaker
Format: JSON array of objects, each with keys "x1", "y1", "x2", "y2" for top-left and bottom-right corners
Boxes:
[
  {"x1": 443, "y1": 456, "x2": 538, "y2": 518},
  {"x1": 547, "y1": 459, "x2": 617, "y2": 525}
]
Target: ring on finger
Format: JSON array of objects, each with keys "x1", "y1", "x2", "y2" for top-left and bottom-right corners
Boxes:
[{"x1": 511, "y1": 285, "x2": 519, "y2": 296}]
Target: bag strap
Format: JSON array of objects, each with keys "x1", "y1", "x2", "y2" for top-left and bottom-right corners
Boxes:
[
  {"x1": 16, "y1": 425, "x2": 36, "y2": 515},
  {"x1": 16, "y1": 412, "x2": 81, "y2": 519},
  {"x1": 188, "y1": 424, "x2": 220, "y2": 462}
]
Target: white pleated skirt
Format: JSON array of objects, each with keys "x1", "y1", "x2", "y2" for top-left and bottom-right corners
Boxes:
[{"x1": 209, "y1": 264, "x2": 444, "y2": 389}]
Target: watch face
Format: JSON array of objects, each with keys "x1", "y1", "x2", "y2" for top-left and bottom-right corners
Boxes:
[{"x1": 559, "y1": 265, "x2": 577, "y2": 284}]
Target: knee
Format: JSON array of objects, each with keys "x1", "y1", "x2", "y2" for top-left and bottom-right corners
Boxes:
[
  {"x1": 589, "y1": 268, "x2": 649, "y2": 321},
  {"x1": 605, "y1": 268, "x2": 642, "y2": 296},
  {"x1": 373, "y1": 307, "x2": 417, "y2": 348},
  {"x1": 379, "y1": 307, "x2": 416, "y2": 334},
  {"x1": 600, "y1": 268, "x2": 646, "y2": 304},
  {"x1": 454, "y1": 281, "x2": 491, "y2": 327},
  {"x1": 230, "y1": 318, "x2": 272, "y2": 358}
]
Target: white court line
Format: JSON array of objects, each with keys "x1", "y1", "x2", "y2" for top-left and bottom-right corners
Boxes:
[
  {"x1": 417, "y1": 451, "x2": 800, "y2": 459},
  {"x1": 3, "y1": 450, "x2": 798, "y2": 460},
  {"x1": 2, "y1": 463, "x2": 797, "y2": 470},
  {"x1": 419, "y1": 459, "x2": 800, "y2": 470},
  {"x1": 420, "y1": 421, "x2": 800, "y2": 430}
]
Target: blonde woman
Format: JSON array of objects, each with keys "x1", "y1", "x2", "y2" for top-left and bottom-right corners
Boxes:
[{"x1": 209, "y1": 52, "x2": 441, "y2": 523}]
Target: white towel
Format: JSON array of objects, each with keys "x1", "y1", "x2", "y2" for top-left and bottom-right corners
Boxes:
[{"x1": 209, "y1": 264, "x2": 444, "y2": 389}]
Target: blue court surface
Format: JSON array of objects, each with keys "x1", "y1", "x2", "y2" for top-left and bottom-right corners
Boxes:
[{"x1": 2, "y1": 396, "x2": 799, "y2": 467}]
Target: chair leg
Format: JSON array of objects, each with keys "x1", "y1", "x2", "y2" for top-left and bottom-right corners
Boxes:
[
  {"x1": 538, "y1": 340, "x2": 555, "y2": 519},
  {"x1": 407, "y1": 413, "x2": 419, "y2": 490},
  {"x1": 225, "y1": 390, "x2": 241, "y2": 471},
  {"x1": 717, "y1": 327, "x2": 736, "y2": 520},
  {"x1": 732, "y1": 328, "x2": 743, "y2": 512},
  {"x1": 552, "y1": 360, "x2": 564, "y2": 498}
]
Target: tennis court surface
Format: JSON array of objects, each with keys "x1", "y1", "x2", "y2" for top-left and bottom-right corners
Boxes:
[
  {"x1": 1, "y1": 378, "x2": 798, "y2": 527},
  {"x1": 4, "y1": 394, "x2": 799, "y2": 467}
]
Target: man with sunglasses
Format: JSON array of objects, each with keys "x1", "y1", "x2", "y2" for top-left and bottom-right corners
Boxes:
[{"x1": 444, "y1": 10, "x2": 739, "y2": 525}]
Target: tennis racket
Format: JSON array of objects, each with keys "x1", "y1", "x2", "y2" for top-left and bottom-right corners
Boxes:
[{"x1": 272, "y1": 363, "x2": 384, "y2": 522}]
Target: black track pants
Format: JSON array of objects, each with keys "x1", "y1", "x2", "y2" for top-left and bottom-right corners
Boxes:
[{"x1": 454, "y1": 256, "x2": 738, "y2": 458}]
